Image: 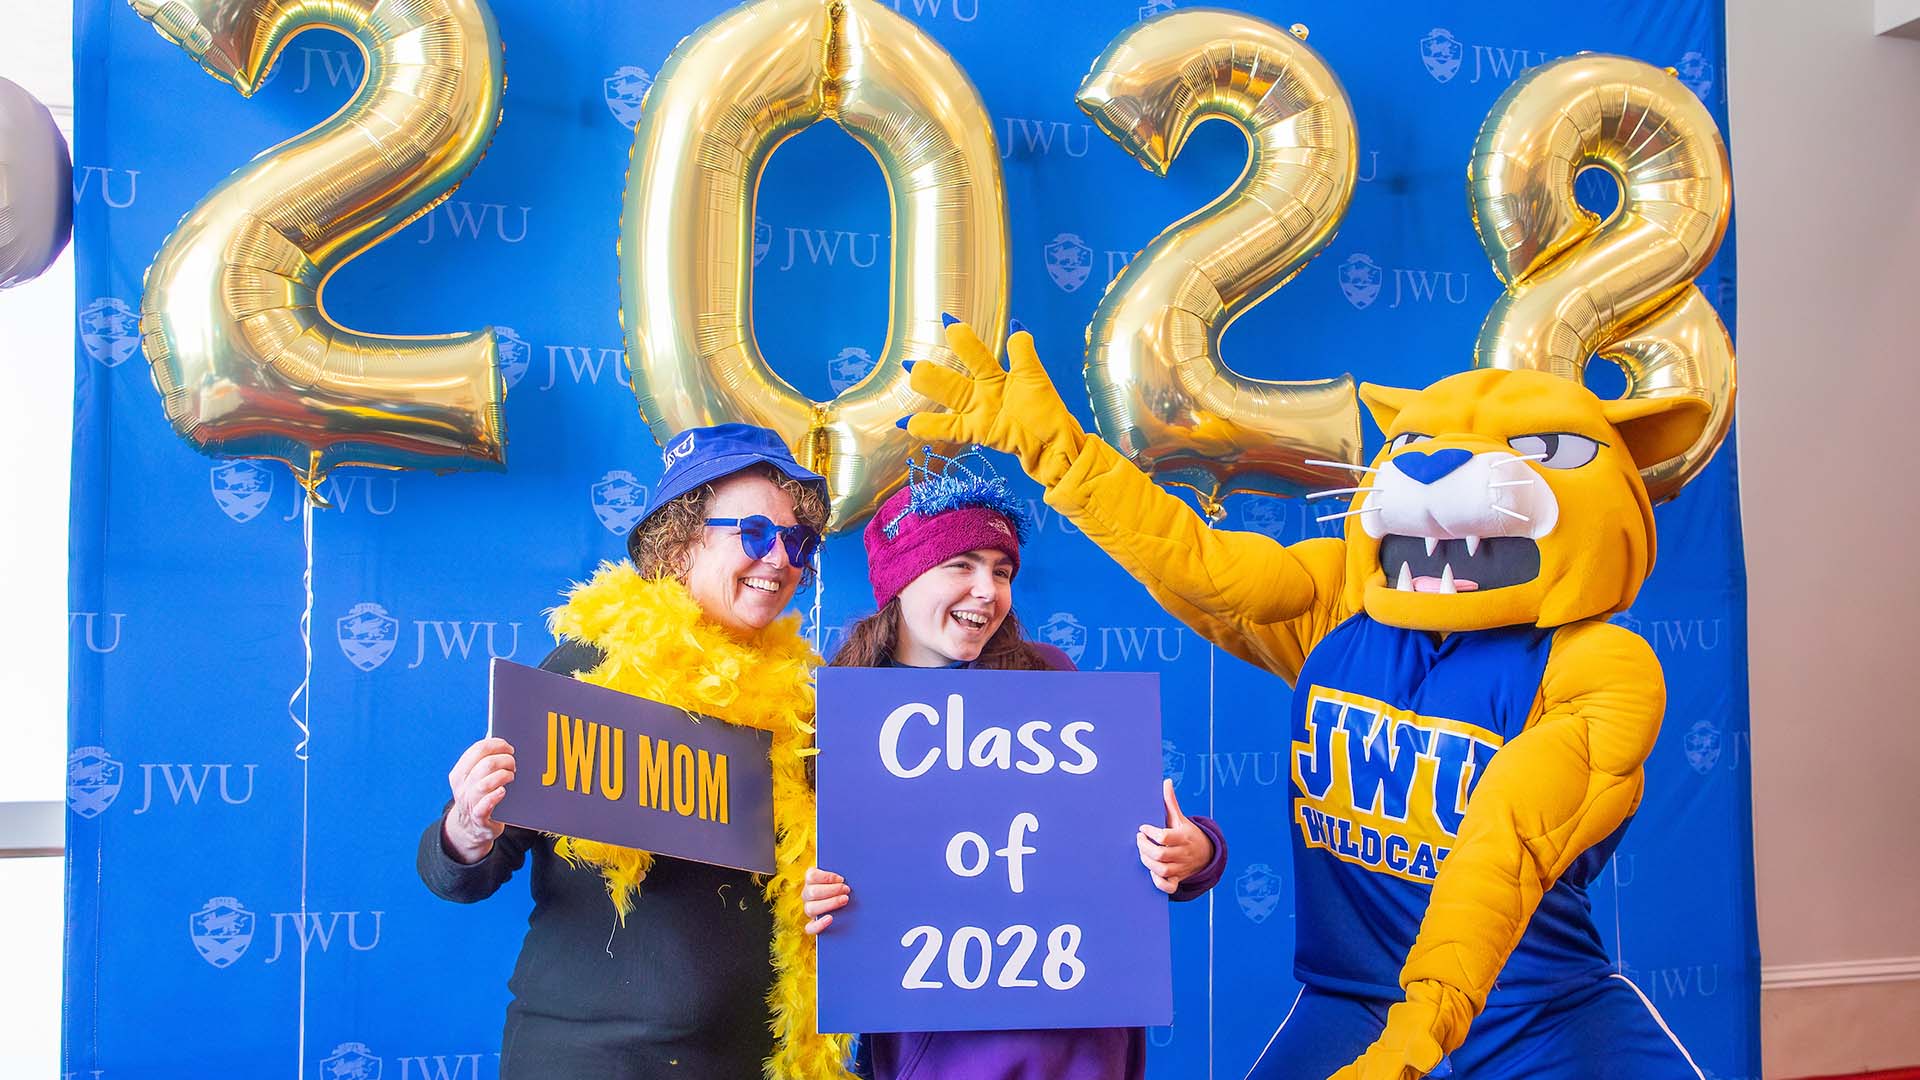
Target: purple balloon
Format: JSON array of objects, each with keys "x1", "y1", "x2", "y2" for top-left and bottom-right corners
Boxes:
[{"x1": 0, "y1": 75, "x2": 73, "y2": 288}]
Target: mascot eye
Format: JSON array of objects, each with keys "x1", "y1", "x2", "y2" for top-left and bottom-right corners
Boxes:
[
  {"x1": 1509, "y1": 433, "x2": 1601, "y2": 469},
  {"x1": 1387, "y1": 433, "x2": 1432, "y2": 453}
]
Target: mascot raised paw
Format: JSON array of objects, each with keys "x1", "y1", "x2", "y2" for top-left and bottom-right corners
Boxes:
[{"x1": 907, "y1": 320, "x2": 1712, "y2": 1080}]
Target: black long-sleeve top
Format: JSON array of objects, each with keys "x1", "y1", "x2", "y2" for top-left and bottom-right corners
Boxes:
[{"x1": 416, "y1": 641, "x2": 776, "y2": 1077}]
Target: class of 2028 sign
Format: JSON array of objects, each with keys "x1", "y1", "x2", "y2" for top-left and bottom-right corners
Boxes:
[{"x1": 815, "y1": 668, "x2": 1170, "y2": 1033}]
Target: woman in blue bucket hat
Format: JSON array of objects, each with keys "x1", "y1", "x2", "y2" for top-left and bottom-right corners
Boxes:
[{"x1": 418, "y1": 423, "x2": 860, "y2": 1079}]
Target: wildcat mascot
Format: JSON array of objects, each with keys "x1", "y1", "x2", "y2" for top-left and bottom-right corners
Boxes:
[{"x1": 905, "y1": 320, "x2": 1709, "y2": 1080}]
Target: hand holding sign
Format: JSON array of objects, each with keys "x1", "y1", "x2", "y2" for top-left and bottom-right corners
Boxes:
[
  {"x1": 1137, "y1": 778, "x2": 1214, "y2": 895},
  {"x1": 444, "y1": 736, "x2": 517, "y2": 864},
  {"x1": 803, "y1": 867, "x2": 851, "y2": 935}
]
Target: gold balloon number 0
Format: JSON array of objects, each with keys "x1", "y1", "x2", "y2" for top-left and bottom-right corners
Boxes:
[
  {"x1": 132, "y1": 0, "x2": 508, "y2": 500},
  {"x1": 622, "y1": 0, "x2": 1007, "y2": 532},
  {"x1": 1470, "y1": 55, "x2": 1734, "y2": 502}
]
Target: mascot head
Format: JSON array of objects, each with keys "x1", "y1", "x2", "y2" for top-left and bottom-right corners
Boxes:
[{"x1": 1343, "y1": 369, "x2": 1710, "y2": 632}]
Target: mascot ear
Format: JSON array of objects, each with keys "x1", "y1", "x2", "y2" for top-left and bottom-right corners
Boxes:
[
  {"x1": 1600, "y1": 395, "x2": 1712, "y2": 470},
  {"x1": 1359, "y1": 383, "x2": 1419, "y2": 437}
]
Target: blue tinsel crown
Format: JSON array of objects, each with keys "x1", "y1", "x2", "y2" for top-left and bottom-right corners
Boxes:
[{"x1": 882, "y1": 446, "x2": 1032, "y2": 542}]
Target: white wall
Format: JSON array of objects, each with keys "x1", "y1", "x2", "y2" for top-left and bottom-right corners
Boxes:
[
  {"x1": 1728, "y1": 1, "x2": 1920, "y2": 1075},
  {"x1": 0, "y1": 5, "x2": 74, "y2": 1078}
]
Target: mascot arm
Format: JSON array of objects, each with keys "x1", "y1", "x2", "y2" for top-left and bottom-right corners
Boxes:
[
  {"x1": 1330, "y1": 621, "x2": 1663, "y2": 1080},
  {"x1": 1045, "y1": 435, "x2": 1351, "y2": 678}
]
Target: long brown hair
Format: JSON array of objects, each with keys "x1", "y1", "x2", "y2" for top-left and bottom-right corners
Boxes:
[{"x1": 829, "y1": 599, "x2": 1054, "y2": 671}]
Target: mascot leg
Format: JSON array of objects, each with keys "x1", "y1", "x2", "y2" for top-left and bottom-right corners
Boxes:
[
  {"x1": 1244, "y1": 989, "x2": 1392, "y2": 1080},
  {"x1": 1449, "y1": 976, "x2": 1704, "y2": 1080}
]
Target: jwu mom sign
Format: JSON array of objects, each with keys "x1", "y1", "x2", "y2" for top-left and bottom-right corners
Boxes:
[{"x1": 815, "y1": 668, "x2": 1170, "y2": 1033}]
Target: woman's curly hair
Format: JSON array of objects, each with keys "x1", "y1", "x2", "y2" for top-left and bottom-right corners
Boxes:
[{"x1": 626, "y1": 464, "x2": 830, "y2": 586}]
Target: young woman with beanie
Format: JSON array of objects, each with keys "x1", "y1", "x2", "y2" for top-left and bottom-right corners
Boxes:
[{"x1": 804, "y1": 449, "x2": 1227, "y2": 1080}]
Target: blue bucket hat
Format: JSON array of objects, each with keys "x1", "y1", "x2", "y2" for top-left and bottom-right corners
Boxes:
[{"x1": 630, "y1": 423, "x2": 829, "y2": 544}]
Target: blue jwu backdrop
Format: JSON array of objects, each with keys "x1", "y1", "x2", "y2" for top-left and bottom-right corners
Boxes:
[{"x1": 66, "y1": 1, "x2": 1755, "y2": 1077}]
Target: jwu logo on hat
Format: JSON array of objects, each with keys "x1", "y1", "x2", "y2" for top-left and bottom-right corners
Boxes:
[
  {"x1": 604, "y1": 65, "x2": 654, "y2": 128},
  {"x1": 664, "y1": 432, "x2": 698, "y2": 469},
  {"x1": 591, "y1": 470, "x2": 649, "y2": 535}
]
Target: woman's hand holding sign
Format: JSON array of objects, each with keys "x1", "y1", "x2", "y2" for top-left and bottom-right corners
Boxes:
[
  {"x1": 443, "y1": 736, "x2": 516, "y2": 864},
  {"x1": 1138, "y1": 779, "x2": 1213, "y2": 894},
  {"x1": 803, "y1": 867, "x2": 851, "y2": 935}
]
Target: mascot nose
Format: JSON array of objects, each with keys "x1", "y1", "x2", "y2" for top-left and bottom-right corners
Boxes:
[{"x1": 1392, "y1": 448, "x2": 1472, "y2": 485}]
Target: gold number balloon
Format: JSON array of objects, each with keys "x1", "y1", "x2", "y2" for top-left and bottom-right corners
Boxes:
[
  {"x1": 1075, "y1": 12, "x2": 1362, "y2": 516},
  {"x1": 132, "y1": 0, "x2": 507, "y2": 500},
  {"x1": 1469, "y1": 54, "x2": 1733, "y2": 502},
  {"x1": 623, "y1": 0, "x2": 1008, "y2": 532}
]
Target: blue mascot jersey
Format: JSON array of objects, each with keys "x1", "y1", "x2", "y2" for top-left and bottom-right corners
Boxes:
[{"x1": 1288, "y1": 615, "x2": 1625, "y2": 1002}]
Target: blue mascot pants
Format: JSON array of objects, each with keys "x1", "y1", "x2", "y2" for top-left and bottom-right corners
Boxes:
[{"x1": 1245, "y1": 975, "x2": 1702, "y2": 1079}]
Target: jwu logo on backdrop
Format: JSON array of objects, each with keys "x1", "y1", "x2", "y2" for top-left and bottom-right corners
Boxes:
[
  {"x1": 320, "y1": 1041, "x2": 498, "y2": 1080},
  {"x1": 65, "y1": 747, "x2": 257, "y2": 818},
  {"x1": 1033, "y1": 611, "x2": 1184, "y2": 670},
  {"x1": 285, "y1": 44, "x2": 362, "y2": 95},
  {"x1": 78, "y1": 298, "x2": 141, "y2": 367},
  {"x1": 605, "y1": 65, "x2": 654, "y2": 127},
  {"x1": 1419, "y1": 28, "x2": 1551, "y2": 86},
  {"x1": 1001, "y1": 116, "x2": 1093, "y2": 159},
  {"x1": 1337, "y1": 253, "x2": 1471, "y2": 310},
  {"x1": 591, "y1": 471, "x2": 649, "y2": 534},
  {"x1": 412, "y1": 198, "x2": 530, "y2": 244},
  {"x1": 885, "y1": 0, "x2": 979, "y2": 21},
  {"x1": 208, "y1": 462, "x2": 399, "y2": 522},
  {"x1": 827, "y1": 347, "x2": 879, "y2": 392},
  {"x1": 1235, "y1": 863, "x2": 1283, "y2": 924},
  {"x1": 70, "y1": 610, "x2": 126, "y2": 654},
  {"x1": 337, "y1": 603, "x2": 522, "y2": 671},
  {"x1": 460, "y1": 326, "x2": 626, "y2": 393},
  {"x1": 72, "y1": 165, "x2": 139, "y2": 208},
  {"x1": 188, "y1": 896, "x2": 383, "y2": 967}
]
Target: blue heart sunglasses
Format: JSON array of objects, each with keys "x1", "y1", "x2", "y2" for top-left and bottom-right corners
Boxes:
[{"x1": 704, "y1": 516, "x2": 822, "y2": 566}]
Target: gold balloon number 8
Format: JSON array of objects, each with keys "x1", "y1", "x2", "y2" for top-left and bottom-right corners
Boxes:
[
  {"x1": 1470, "y1": 54, "x2": 1734, "y2": 502},
  {"x1": 1075, "y1": 11, "x2": 1364, "y2": 516},
  {"x1": 622, "y1": 0, "x2": 1007, "y2": 533},
  {"x1": 132, "y1": 0, "x2": 508, "y2": 501}
]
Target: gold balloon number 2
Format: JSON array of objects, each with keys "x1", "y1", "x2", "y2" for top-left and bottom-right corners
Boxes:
[
  {"x1": 1470, "y1": 55, "x2": 1734, "y2": 502},
  {"x1": 1076, "y1": 11, "x2": 1364, "y2": 514},
  {"x1": 131, "y1": 0, "x2": 508, "y2": 500}
]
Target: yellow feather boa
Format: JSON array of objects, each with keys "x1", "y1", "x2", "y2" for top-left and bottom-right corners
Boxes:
[{"x1": 544, "y1": 562, "x2": 852, "y2": 1080}]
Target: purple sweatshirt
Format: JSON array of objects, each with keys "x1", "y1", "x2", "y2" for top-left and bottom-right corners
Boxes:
[{"x1": 855, "y1": 643, "x2": 1229, "y2": 1080}]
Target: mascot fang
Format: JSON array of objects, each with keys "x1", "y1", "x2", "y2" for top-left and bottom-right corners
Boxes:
[{"x1": 907, "y1": 319, "x2": 1712, "y2": 1080}]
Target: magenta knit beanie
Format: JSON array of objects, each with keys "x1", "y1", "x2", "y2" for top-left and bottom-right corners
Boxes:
[{"x1": 863, "y1": 450, "x2": 1028, "y2": 608}]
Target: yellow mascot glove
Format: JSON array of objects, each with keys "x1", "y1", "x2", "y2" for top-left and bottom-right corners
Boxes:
[
  {"x1": 1327, "y1": 980, "x2": 1470, "y2": 1080},
  {"x1": 906, "y1": 319, "x2": 1086, "y2": 488}
]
